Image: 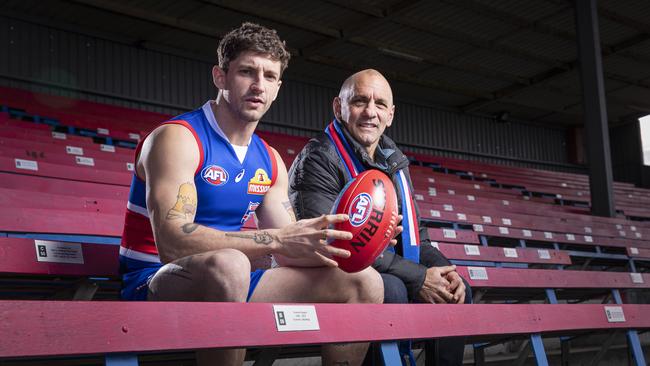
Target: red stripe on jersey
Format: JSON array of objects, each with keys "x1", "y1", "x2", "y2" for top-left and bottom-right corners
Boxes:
[
  {"x1": 162, "y1": 120, "x2": 204, "y2": 175},
  {"x1": 120, "y1": 209, "x2": 158, "y2": 255},
  {"x1": 260, "y1": 138, "x2": 278, "y2": 187},
  {"x1": 132, "y1": 119, "x2": 205, "y2": 179}
]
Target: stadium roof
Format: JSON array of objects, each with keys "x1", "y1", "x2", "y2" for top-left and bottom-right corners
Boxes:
[{"x1": 2, "y1": 0, "x2": 650, "y2": 128}]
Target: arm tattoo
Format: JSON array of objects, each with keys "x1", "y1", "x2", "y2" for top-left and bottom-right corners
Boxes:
[
  {"x1": 181, "y1": 223, "x2": 200, "y2": 234},
  {"x1": 282, "y1": 200, "x2": 297, "y2": 222},
  {"x1": 166, "y1": 182, "x2": 197, "y2": 220},
  {"x1": 225, "y1": 231, "x2": 276, "y2": 245}
]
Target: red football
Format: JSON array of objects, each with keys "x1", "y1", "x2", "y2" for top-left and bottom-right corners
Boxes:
[{"x1": 329, "y1": 169, "x2": 399, "y2": 273}]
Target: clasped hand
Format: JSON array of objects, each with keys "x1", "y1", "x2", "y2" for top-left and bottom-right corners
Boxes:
[{"x1": 418, "y1": 265, "x2": 466, "y2": 304}]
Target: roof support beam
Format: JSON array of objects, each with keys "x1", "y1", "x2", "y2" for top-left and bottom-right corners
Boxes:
[{"x1": 575, "y1": 0, "x2": 615, "y2": 217}]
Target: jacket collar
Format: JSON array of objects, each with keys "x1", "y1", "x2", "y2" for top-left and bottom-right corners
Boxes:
[{"x1": 335, "y1": 118, "x2": 409, "y2": 174}]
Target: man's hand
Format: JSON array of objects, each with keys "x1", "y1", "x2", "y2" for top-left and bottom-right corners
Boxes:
[
  {"x1": 274, "y1": 214, "x2": 353, "y2": 267},
  {"x1": 446, "y1": 270, "x2": 466, "y2": 304},
  {"x1": 418, "y1": 265, "x2": 456, "y2": 304},
  {"x1": 388, "y1": 215, "x2": 403, "y2": 247}
]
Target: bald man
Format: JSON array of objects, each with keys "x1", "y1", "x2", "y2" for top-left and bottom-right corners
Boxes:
[{"x1": 287, "y1": 69, "x2": 471, "y2": 365}]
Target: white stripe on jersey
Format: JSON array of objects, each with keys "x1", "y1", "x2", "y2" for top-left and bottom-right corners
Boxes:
[
  {"x1": 127, "y1": 201, "x2": 149, "y2": 218},
  {"x1": 119, "y1": 246, "x2": 161, "y2": 263}
]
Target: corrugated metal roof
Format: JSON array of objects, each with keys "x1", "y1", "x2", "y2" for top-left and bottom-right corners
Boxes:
[
  {"x1": 420, "y1": 66, "x2": 512, "y2": 94},
  {"x1": 2, "y1": 0, "x2": 650, "y2": 127},
  {"x1": 399, "y1": 2, "x2": 514, "y2": 42},
  {"x1": 452, "y1": 48, "x2": 549, "y2": 78},
  {"x1": 365, "y1": 23, "x2": 474, "y2": 60},
  {"x1": 507, "y1": 87, "x2": 582, "y2": 112},
  {"x1": 609, "y1": 85, "x2": 650, "y2": 105},
  {"x1": 603, "y1": 78, "x2": 630, "y2": 92},
  {"x1": 601, "y1": 0, "x2": 650, "y2": 25},
  {"x1": 604, "y1": 55, "x2": 650, "y2": 79},
  {"x1": 619, "y1": 38, "x2": 650, "y2": 60},
  {"x1": 500, "y1": 29, "x2": 576, "y2": 63},
  {"x1": 542, "y1": 70, "x2": 581, "y2": 92},
  {"x1": 598, "y1": 17, "x2": 641, "y2": 45},
  {"x1": 472, "y1": 0, "x2": 566, "y2": 22},
  {"x1": 539, "y1": 8, "x2": 576, "y2": 35},
  {"x1": 267, "y1": 0, "x2": 367, "y2": 30}
]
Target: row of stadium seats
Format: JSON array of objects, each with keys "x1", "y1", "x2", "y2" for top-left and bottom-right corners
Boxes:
[
  {"x1": 0, "y1": 86, "x2": 648, "y2": 365},
  {"x1": 416, "y1": 154, "x2": 650, "y2": 219}
]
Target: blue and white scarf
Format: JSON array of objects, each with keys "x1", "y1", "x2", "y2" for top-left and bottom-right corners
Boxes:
[{"x1": 325, "y1": 119, "x2": 420, "y2": 262}]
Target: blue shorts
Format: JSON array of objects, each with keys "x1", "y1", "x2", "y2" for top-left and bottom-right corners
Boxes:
[{"x1": 120, "y1": 255, "x2": 265, "y2": 301}]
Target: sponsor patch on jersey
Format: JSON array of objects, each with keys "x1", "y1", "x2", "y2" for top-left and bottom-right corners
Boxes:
[
  {"x1": 248, "y1": 168, "x2": 272, "y2": 195},
  {"x1": 349, "y1": 193, "x2": 373, "y2": 227},
  {"x1": 202, "y1": 165, "x2": 228, "y2": 186},
  {"x1": 241, "y1": 201, "x2": 260, "y2": 224}
]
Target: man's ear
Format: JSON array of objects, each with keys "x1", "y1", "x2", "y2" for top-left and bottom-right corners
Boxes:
[
  {"x1": 212, "y1": 65, "x2": 226, "y2": 90},
  {"x1": 386, "y1": 105, "x2": 395, "y2": 128},
  {"x1": 333, "y1": 96, "x2": 342, "y2": 121}
]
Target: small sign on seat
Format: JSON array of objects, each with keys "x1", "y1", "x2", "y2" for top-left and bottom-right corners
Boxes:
[
  {"x1": 273, "y1": 305, "x2": 320, "y2": 332},
  {"x1": 34, "y1": 240, "x2": 84, "y2": 264},
  {"x1": 604, "y1": 306, "x2": 625, "y2": 323},
  {"x1": 468, "y1": 267, "x2": 488, "y2": 280}
]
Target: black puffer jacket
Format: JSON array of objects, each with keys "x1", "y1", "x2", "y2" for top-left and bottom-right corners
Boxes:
[{"x1": 288, "y1": 122, "x2": 452, "y2": 300}]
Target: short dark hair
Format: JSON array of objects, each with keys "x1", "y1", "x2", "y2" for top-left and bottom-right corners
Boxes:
[{"x1": 218, "y1": 22, "x2": 291, "y2": 75}]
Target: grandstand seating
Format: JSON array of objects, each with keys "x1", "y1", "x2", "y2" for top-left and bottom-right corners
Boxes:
[
  {"x1": 2, "y1": 301, "x2": 650, "y2": 364},
  {"x1": 456, "y1": 266, "x2": 649, "y2": 301},
  {"x1": 434, "y1": 242, "x2": 572, "y2": 266},
  {"x1": 0, "y1": 238, "x2": 118, "y2": 277},
  {"x1": 0, "y1": 86, "x2": 649, "y2": 365},
  {"x1": 0, "y1": 237, "x2": 120, "y2": 301},
  {"x1": 0, "y1": 171, "x2": 129, "y2": 199}
]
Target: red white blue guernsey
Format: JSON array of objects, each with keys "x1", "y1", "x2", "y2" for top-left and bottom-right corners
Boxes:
[{"x1": 120, "y1": 101, "x2": 277, "y2": 264}]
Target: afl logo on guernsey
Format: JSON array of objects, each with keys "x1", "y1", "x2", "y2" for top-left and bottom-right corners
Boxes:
[
  {"x1": 349, "y1": 193, "x2": 373, "y2": 227},
  {"x1": 202, "y1": 165, "x2": 228, "y2": 186}
]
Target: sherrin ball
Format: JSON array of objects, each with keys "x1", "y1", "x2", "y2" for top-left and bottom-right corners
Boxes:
[{"x1": 328, "y1": 169, "x2": 399, "y2": 273}]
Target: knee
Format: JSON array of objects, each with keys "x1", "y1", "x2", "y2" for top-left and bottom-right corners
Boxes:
[
  {"x1": 348, "y1": 268, "x2": 384, "y2": 304},
  {"x1": 202, "y1": 249, "x2": 251, "y2": 301},
  {"x1": 381, "y1": 273, "x2": 408, "y2": 304}
]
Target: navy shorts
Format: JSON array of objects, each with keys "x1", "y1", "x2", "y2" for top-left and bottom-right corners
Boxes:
[{"x1": 120, "y1": 255, "x2": 265, "y2": 301}]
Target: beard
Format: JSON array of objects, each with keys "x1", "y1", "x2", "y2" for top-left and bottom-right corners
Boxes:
[
  {"x1": 224, "y1": 99, "x2": 267, "y2": 124},
  {"x1": 236, "y1": 108, "x2": 265, "y2": 123}
]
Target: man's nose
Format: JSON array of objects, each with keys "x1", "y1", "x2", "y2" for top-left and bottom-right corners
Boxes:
[
  {"x1": 250, "y1": 82, "x2": 263, "y2": 94},
  {"x1": 362, "y1": 101, "x2": 377, "y2": 118},
  {"x1": 250, "y1": 73, "x2": 264, "y2": 94}
]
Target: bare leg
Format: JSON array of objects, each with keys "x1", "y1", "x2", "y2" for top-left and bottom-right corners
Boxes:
[
  {"x1": 148, "y1": 248, "x2": 251, "y2": 366},
  {"x1": 250, "y1": 266, "x2": 383, "y2": 366}
]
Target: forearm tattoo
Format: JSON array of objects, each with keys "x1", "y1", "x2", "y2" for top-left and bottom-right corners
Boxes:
[
  {"x1": 166, "y1": 182, "x2": 197, "y2": 220},
  {"x1": 181, "y1": 223, "x2": 200, "y2": 234},
  {"x1": 225, "y1": 231, "x2": 276, "y2": 245},
  {"x1": 282, "y1": 200, "x2": 296, "y2": 222}
]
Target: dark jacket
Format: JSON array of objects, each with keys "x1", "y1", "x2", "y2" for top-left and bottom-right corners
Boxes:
[{"x1": 288, "y1": 122, "x2": 452, "y2": 300}]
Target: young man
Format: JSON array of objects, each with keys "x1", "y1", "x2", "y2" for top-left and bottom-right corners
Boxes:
[
  {"x1": 119, "y1": 23, "x2": 383, "y2": 366},
  {"x1": 288, "y1": 69, "x2": 471, "y2": 365}
]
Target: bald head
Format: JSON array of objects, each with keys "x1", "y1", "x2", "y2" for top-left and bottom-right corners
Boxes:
[
  {"x1": 333, "y1": 69, "x2": 395, "y2": 159},
  {"x1": 338, "y1": 69, "x2": 393, "y2": 106}
]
